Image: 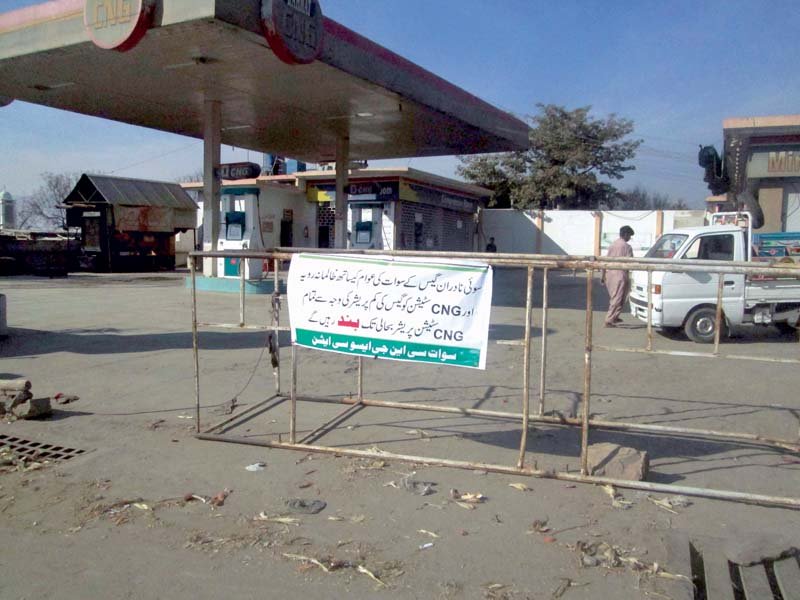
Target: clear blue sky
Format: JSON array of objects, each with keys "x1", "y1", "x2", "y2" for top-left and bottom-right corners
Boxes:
[{"x1": 1, "y1": 0, "x2": 799, "y2": 206}]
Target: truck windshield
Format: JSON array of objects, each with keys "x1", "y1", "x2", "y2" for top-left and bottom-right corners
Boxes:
[{"x1": 646, "y1": 234, "x2": 688, "y2": 259}]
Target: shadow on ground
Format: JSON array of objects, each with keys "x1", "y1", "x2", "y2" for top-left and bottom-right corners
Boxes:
[{"x1": 0, "y1": 328, "x2": 291, "y2": 358}]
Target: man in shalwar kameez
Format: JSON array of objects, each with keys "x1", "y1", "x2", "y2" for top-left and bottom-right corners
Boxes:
[{"x1": 601, "y1": 226, "x2": 634, "y2": 327}]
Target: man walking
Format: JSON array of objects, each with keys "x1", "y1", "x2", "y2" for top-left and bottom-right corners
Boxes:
[{"x1": 601, "y1": 226, "x2": 634, "y2": 327}]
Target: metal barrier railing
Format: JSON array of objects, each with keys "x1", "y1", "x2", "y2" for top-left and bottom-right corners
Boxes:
[{"x1": 189, "y1": 248, "x2": 800, "y2": 509}]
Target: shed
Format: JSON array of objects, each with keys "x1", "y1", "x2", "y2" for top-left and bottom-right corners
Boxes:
[{"x1": 64, "y1": 174, "x2": 198, "y2": 272}]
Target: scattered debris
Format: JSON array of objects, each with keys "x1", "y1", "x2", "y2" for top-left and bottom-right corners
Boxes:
[
  {"x1": 482, "y1": 582, "x2": 513, "y2": 599},
  {"x1": 148, "y1": 419, "x2": 166, "y2": 430},
  {"x1": 285, "y1": 498, "x2": 326, "y2": 514},
  {"x1": 384, "y1": 472, "x2": 437, "y2": 496},
  {"x1": 0, "y1": 446, "x2": 49, "y2": 474},
  {"x1": 646, "y1": 495, "x2": 691, "y2": 514},
  {"x1": 53, "y1": 393, "x2": 79, "y2": 405},
  {"x1": 601, "y1": 485, "x2": 633, "y2": 510},
  {"x1": 417, "y1": 529, "x2": 440, "y2": 538},
  {"x1": 184, "y1": 529, "x2": 276, "y2": 554},
  {"x1": 528, "y1": 519, "x2": 551, "y2": 534},
  {"x1": 551, "y1": 578, "x2": 587, "y2": 598},
  {"x1": 404, "y1": 428, "x2": 432, "y2": 440},
  {"x1": 245, "y1": 462, "x2": 266, "y2": 472},
  {"x1": 213, "y1": 397, "x2": 237, "y2": 416},
  {"x1": 449, "y1": 489, "x2": 486, "y2": 509},
  {"x1": 419, "y1": 542, "x2": 434, "y2": 550},
  {"x1": 326, "y1": 514, "x2": 365, "y2": 523},
  {"x1": 573, "y1": 539, "x2": 691, "y2": 585},
  {"x1": 362, "y1": 460, "x2": 387, "y2": 470},
  {"x1": 177, "y1": 415, "x2": 193, "y2": 420},
  {"x1": 133, "y1": 502, "x2": 151, "y2": 511},
  {"x1": 297, "y1": 482, "x2": 313, "y2": 489},
  {"x1": 210, "y1": 488, "x2": 232, "y2": 507},
  {"x1": 357, "y1": 565, "x2": 386, "y2": 587},
  {"x1": 183, "y1": 493, "x2": 209, "y2": 504},
  {"x1": 254, "y1": 513, "x2": 300, "y2": 526},
  {"x1": 542, "y1": 536, "x2": 558, "y2": 543},
  {"x1": 508, "y1": 482, "x2": 532, "y2": 492},
  {"x1": 281, "y1": 553, "x2": 387, "y2": 587}
]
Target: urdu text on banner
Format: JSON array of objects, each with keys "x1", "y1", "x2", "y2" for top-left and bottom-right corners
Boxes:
[{"x1": 287, "y1": 254, "x2": 493, "y2": 369}]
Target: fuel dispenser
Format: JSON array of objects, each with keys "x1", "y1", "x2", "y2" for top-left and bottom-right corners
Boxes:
[
  {"x1": 216, "y1": 193, "x2": 265, "y2": 279},
  {"x1": 350, "y1": 204, "x2": 384, "y2": 250}
]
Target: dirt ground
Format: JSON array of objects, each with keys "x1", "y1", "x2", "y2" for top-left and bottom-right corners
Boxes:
[{"x1": 1, "y1": 268, "x2": 798, "y2": 599}]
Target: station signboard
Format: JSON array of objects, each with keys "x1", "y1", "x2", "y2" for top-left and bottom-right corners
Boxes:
[
  {"x1": 747, "y1": 149, "x2": 800, "y2": 178},
  {"x1": 83, "y1": 0, "x2": 157, "y2": 52},
  {"x1": 261, "y1": 0, "x2": 325, "y2": 65},
  {"x1": 217, "y1": 162, "x2": 262, "y2": 180}
]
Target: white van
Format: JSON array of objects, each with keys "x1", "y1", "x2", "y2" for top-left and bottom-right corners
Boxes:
[{"x1": 629, "y1": 217, "x2": 800, "y2": 343}]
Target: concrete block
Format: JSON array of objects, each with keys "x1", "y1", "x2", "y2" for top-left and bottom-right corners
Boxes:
[
  {"x1": 11, "y1": 397, "x2": 52, "y2": 420},
  {"x1": 587, "y1": 442, "x2": 649, "y2": 481}
]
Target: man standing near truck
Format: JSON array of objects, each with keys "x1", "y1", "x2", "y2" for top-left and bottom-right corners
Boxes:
[{"x1": 601, "y1": 225, "x2": 634, "y2": 327}]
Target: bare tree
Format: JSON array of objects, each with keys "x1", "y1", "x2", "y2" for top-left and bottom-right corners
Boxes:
[
  {"x1": 620, "y1": 185, "x2": 689, "y2": 210},
  {"x1": 175, "y1": 169, "x2": 205, "y2": 184},
  {"x1": 17, "y1": 172, "x2": 80, "y2": 229}
]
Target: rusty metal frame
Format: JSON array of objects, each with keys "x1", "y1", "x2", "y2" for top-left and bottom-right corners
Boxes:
[{"x1": 188, "y1": 249, "x2": 800, "y2": 510}]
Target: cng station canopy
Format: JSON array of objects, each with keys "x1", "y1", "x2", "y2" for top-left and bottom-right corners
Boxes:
[{"x1": 0, "y1": 0, "x2": 529, "y2": 162}]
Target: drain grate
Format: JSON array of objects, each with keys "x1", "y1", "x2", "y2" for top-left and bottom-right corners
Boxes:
[
  {"x1": 690, "y1": 540, "x2": 800, "y2": 600},
  {"x1": 0, "y1": 434, "x2": 86, "y2": 462}
]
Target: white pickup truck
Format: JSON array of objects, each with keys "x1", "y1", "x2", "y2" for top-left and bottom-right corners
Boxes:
[{"x1": 629, "y1": 214, "x2": 800, "y2": 343}]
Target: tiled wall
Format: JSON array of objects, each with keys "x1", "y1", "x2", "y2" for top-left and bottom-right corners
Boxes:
[{"x1": 316, "y1": 203, "x2": 335, "y2": 248}]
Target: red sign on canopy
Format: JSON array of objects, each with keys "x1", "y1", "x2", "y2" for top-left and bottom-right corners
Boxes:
[
  {"x1": 261, "y1": 0, "x2": 325, "y2": 65},
  {"x1": 83, "y1": 0, "x2": 156, "y2": 52}
]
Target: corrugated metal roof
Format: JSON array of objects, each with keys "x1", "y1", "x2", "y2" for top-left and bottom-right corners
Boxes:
[{"x1": 66, "y1": 174, "x2": 198, "y2": 210}]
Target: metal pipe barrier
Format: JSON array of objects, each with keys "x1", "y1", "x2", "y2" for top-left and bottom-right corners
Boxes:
[{"x1": 189, "y1": 248, "x2": 800, "y2": 510}]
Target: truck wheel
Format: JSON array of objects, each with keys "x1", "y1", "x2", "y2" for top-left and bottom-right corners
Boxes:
[{"x1": 685, "y1": 307, "x2": 727, "y2": 344}]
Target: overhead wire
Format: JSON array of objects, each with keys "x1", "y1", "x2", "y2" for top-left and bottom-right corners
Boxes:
[{"x1": 108, "y1": 140, "x2": 202, "y2": 175}]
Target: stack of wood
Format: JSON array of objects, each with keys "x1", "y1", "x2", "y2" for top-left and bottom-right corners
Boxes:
[{"x1": 0, "y1": 378, "x2": 51, "y2": 419}]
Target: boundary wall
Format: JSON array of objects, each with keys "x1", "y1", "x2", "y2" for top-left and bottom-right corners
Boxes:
[{"x1": 482, "y1": 209, "x2": 707, "y2": 257}]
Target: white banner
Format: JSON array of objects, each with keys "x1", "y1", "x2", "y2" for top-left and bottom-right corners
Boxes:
[{"x1": 288, "y1": 254, "x2": 493, "y2": 369}]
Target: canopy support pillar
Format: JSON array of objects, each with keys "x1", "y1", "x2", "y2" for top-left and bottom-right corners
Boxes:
[
  {"x1": 334, "y1": 136, "x2": 350, "y2": 249},
  {"x1": 203, "y1": 99, "x2": 221, "y2": 276}
]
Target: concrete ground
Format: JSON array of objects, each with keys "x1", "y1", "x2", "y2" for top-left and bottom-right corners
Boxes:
[{"x1": 1, "y1": 268, "x2": 798, "y2": 599}]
